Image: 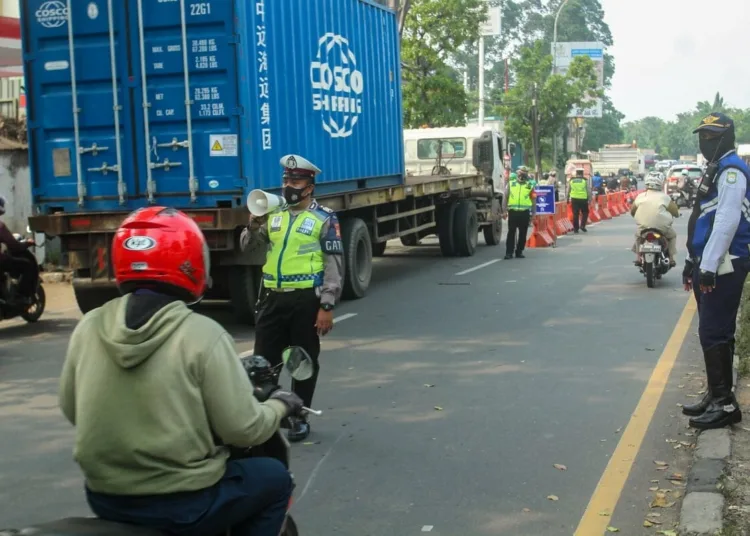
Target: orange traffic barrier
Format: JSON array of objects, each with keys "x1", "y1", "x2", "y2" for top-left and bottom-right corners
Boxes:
[
  {"x1": 554, "y1": 202, "x2": 570, "y2": 235},
  {"x1": 608, "y1": 193, "x2": 623, "y2": 216},
  {"x1": 598, "y1": 194, "x2": 612, "y2": 219},
  {"x1": 588, "y1": 195, "x2": 601, "y2": 224},
  {"x1": 526, "y1": 215, "x2": 556, "y2": 248}
]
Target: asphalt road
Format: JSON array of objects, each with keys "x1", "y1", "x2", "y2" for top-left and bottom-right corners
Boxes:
[{"x1": 0, "y1": 210, "x2": 702, "y2": 535}]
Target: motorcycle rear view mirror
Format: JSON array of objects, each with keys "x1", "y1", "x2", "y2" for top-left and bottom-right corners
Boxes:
[{"x1": 282, "y1": 346, "x2": 314, "y2": 381}]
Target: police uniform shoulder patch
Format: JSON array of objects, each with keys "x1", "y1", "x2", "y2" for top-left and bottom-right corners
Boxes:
[
  {"x1": 727, "y1": 171, "x2": 738, "y2": 185},
  {"x1": 317, "y1": 204, "x2": 334, "y2": 214}
]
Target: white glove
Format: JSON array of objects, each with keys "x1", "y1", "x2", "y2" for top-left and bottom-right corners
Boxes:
[{"x1": 240, "y1": 226, "x2": 251, "y2": 252}]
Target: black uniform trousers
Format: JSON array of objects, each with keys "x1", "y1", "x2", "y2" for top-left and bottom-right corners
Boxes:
[
  {"x1": 254, "y1": 288, "x2": 321, "y2": 407},
  {"x1": 506, "y1": 209, "x2": 531, "y2": 256},
  {"x1": 693, "y1": 258, "x2": 750, "y2": 351},
  {"x1": 571, "y1": 199, "x2": 589, "y2": 232}
]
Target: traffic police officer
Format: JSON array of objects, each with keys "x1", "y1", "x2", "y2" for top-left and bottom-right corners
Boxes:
[
  {"x1": 241, "y1": 154, "x2": 344, "y2": 441},
  {"x1": 503, "y1": 171, "x2": 536, "y2": 260},
  {"x1": 568, "y1": 168, "x2": 590, "y2": 234},
  {"x1": 682, "y1": 113, "x2": 750, "y2": 430}
]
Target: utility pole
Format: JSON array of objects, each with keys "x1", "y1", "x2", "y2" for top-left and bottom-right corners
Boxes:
[
  {"x1": 551, "y1": 0, "x2": 570, "y2": 180},
  {"x1": 478, "y1": 35, "x2": 485, "y2": 127},
  {"x1": 531, "y1": 83, "x2": 541, "y2": 178}
]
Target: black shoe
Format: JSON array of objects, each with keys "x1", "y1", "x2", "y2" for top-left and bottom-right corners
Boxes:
[
  {"x1": 504, "y1": 254, "x2": 513, "y2": 260},
  {"x1": 688, "y1": 343, "x2": 741, "y2": 429},
  {"x1": 287, "y1": 417, "x2": 310, "y2": 442},
  {"x1": 682, "y1": 390, "x2": 711, "y2": 416},
  {"x1": 581, "y1": 228, "x2": 588, "y2": 233},
  {"x1": 515, "y1": 253, "x2": 525, "y2": 259},
  {"x1": 574, "y1": 230, "x2": 580, "y2": 234},
  {"x1": 689, "y1": 398, "x2": 742, "y2": 430}
]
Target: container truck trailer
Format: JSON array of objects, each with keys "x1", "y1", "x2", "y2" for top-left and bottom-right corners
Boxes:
[{"x1": 22, "y1": 0, "x2": 505, "y2": 323}]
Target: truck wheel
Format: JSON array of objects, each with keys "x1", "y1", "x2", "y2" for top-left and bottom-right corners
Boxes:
[
  {"x1": 372, "y1": 240, "x2": 387, "y2": 257},
  {"x1": 341, "y1": 218, "x2": 373, "y2": 300},
  {"x1": 73, "y1": 283, "x2": 119, "y2": 314},
  {"x1": 400, "y1": 234, "x2": 420, "y2": 247},
  {"x1": 483, "y1": 220, "x2": 503, "y2": 246},
  {"x1": 436, "y1": 202, "x2": 457, "y2": 257},
  {"x1": 453, "y1": 200, "x2": 478, "y2": 257},
  {"x1": 229, "y1": 265, "x2": 261, "y2": 325}
]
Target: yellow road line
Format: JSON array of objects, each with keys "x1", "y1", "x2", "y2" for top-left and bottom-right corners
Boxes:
[{"x1": 574, "y1": 297, "x2": 697, "y2": 535}]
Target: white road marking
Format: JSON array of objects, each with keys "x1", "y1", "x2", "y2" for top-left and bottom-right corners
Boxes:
[
  {"x1": 333, "y1": 313, "x2": 357, "y2": 324},
  {"x1": 455, "y1": 259, "x2": 501, "y2": 276},
  {"x1": 296, "y1": 431, "x2": 347, "y2": 503},
  {"x1": 588, "y1": 256, "x2": 605, "y2": 265}
]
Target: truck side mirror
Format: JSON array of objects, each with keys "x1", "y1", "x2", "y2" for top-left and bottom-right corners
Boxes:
[
  {"x1": 508, "y1": 142, "x2": 517, "y2": 157},
  {"x1": 472, "y1": 132, "x2": 495, "y2": 178}
]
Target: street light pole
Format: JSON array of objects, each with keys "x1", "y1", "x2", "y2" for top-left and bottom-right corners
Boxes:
[
  {"x1": 551, "y1": 0, "x2": 570, "y2": 185},
  {"x1": 478, "y1": 35, "x2": 485, "y2": 127}
]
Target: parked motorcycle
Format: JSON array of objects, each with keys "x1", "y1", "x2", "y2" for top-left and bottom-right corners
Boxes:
[
  {"x1": 0, "y1": 232, "x2": 45, "y2": 323},
  {"x1": 0, "y1": 346, "x2": 319, "y2": 536},
  {"x1": 637, "y1": 229, "x2": 672, "y2": 288}
]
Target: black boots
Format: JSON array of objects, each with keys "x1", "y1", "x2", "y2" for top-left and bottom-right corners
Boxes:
[
  {"x1": 682, "y1": 389, "x2": 711, "y2": 417},
  {"x1": 682, "y1": 341, "x2": 735, "y2": 417},
  {"x1": 689, "y1": 343, "x2": 742, "y2": 430}
]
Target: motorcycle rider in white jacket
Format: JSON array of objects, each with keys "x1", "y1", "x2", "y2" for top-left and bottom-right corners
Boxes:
[{"x1": 631, "y1": 174, "x2": 680, "y2": 266}]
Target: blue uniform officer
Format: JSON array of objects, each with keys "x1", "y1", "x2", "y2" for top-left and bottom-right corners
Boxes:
[{"x1": 682, "y1": 112, "x2": 750, "y2": 429}]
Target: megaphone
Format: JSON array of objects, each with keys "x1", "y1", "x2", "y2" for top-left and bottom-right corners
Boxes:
[{"x1": 247, "y1": 189, "x2": 287, "y2": 217}]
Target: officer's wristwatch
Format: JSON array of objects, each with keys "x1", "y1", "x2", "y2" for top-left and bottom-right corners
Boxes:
[{"x1": 320, "y1": 303, "x2": 335, "y2": 312}]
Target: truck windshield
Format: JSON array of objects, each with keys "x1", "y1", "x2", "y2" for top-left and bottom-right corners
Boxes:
[{"x1": 417, "y1": 138, "x2": 467, "y2": 159}]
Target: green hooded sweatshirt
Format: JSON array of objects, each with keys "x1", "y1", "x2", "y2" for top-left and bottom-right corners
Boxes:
[{"x1": 59, "y1": 294, "x2": 287, "y2": 495}]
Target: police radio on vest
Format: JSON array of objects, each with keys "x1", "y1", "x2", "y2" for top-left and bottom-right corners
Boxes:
[{"x1": 247, "y1": 190, "x2": 288, "y2": 217}]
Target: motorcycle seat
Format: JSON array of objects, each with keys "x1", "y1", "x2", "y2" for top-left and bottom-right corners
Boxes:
[{"x1": 0, "y1": 517, "x2": 164, "y2": 536}]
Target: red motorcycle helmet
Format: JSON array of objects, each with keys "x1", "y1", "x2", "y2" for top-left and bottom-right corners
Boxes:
[{"x1": 112, "y1": 207, "x2": 210, "y2": 302}]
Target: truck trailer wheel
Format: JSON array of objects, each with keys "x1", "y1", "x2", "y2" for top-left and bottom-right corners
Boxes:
[
  {"x1": 400, "y1": 234, "x2": 420, "y2": 247},
  {"x1": 229, "y1": 265, "x2": 261, "y2": 325},
  {"x1": 453, "y1": 200, "x2": 479, "y2": 257},
  {"x1": 372, "y1": 240, "x2": 387, "y2": 257},
  {"x1": 341, "y1": 218, "x2": 373, "y2": 300},
  {"x1": 483, "y1": 220, "x2": 503, "y2": 246},
  {"x1": 73, "y1": 283, "x2": 119, "y2": 314},
  {"x1": 436, "y1": 202, "x2": 457, "y2": 257}
]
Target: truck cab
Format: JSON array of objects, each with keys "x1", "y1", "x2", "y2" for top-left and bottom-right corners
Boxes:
[{"x1": 403, "y1": 127, "x2": 508, "y2": 196}]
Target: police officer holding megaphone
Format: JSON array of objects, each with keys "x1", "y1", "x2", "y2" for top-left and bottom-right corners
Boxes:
[{"x1": 240, "y1": 154, "x2": 344, "y2": 442}]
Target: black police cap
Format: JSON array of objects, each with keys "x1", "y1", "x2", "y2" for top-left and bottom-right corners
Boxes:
[{"x1": 693, "y1": 112, "x2": 734, "y2": 134}]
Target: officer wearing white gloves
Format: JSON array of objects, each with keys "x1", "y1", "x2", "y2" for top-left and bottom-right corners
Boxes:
[{"x1": 240, "y1": 155, "x2": 344, "y2": 441}]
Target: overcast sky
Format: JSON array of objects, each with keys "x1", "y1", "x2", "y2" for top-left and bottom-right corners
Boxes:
[{"x1": 602, "y1": 0, "x2": 750, "y2": 122}]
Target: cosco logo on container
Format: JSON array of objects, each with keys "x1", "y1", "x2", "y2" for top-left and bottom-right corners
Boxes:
[
  {"x1": 310, "y1": 33, "x2": 364, "y2": 139},
  {"x1": 36, "y1": 1, "x2": 68, "y2": 28},
  {"x1": 123, "y1": 237, "x2": 157, "y2": 251}
]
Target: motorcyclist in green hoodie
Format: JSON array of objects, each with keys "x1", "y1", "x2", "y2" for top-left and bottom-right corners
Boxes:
[{"x1": 58, "y1": 206, "x2": 304, "y2": 536}]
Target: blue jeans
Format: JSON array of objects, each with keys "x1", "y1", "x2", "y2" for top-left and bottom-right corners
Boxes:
[
  {"x1": 693, "y1": 258, "x2": 750, "y2": 350},
  {"x1": 86, "y1": 458, "x2": 292, "y2": 536}
]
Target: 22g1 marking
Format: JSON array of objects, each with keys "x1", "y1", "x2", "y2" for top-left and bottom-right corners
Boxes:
[{"x1": 190, "y1": 2, "x2": 211, "y2": 15}]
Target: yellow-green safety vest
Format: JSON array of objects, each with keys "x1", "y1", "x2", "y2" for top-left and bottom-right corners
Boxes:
[
  {"x1": 569, "y1": 178, "x2": 588, "y2": 200},
  {"x1": 263, "y1": 209, "x2": 326, "y2": 289},
  {"x1": 508, "y1": 180, "x2": 534, "y2": 211}
]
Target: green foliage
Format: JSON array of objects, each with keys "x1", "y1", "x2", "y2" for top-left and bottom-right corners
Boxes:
[
  {"x1": 621, "y1": 92, "x2": 750, "y2": 159},
  {"x1": 497, "y1": 40, "x2": 600, "y2": 166},
  {"x1": 400, "y1": 0, "x2": 487, "y2": 128}
]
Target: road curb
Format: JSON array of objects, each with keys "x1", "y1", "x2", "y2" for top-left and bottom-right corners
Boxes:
[
  {"x1": 678, "y1": 360, "x2": 738, "y2": 535},
  {"x1": 40, "y1": 271, "x2": 72, "y2": 284}
]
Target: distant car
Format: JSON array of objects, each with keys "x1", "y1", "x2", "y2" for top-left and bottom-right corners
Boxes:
[{"x1": 665, "y1": 164, "x2": 702, "y2": 192}]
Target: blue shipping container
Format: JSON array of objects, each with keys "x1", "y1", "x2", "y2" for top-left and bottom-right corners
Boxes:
[{"x1": 22, "y1": 0, "x2": 405, "y2": 214}]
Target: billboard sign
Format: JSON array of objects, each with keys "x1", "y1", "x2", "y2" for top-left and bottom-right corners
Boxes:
[
  {"x1": 552, "y1": 42, "x2": 604, "y2": 119},
  {"x1": 480, "y1": 4, "x2": 502, "y2": 36}
]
